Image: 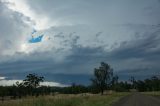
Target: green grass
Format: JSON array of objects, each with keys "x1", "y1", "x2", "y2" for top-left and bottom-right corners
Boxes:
[{"x1": 0, "y1": 92, "x2": 129, "y2": 106}]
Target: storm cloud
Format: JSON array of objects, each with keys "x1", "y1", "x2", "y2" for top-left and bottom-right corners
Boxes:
[{"x1": 0, "y1": 0, "x2": 160, "y2": 85}]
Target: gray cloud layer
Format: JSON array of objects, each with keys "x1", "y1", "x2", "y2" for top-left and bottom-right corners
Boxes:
[{"x1": 1, "y1": 25, "x2": 160, "y2": 75}]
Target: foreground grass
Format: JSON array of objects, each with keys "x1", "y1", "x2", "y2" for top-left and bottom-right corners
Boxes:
[{"x1": 0, "y1": 92, "x2": 129, "y2": 106}]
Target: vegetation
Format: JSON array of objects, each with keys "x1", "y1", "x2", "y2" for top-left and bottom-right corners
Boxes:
[
  {"x1": 135, "y1": 76, "x2": 160, "y2": 91},
  {"x1": 0, "y1": 92, "x2": 129, "y2": 106},
  {"x1": 91, "y1": 62, "x2": 113, "y2": 95},
  {"x1": 23, "y1": 73, "x2": 44, "y2": 88}
]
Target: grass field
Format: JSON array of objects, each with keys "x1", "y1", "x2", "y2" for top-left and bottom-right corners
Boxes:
[
  {"x1": 141, "y1": 91, "x2": 160, "y2": 96},
  {"x1": 0, "y1": 92, "x2": 129, "y2": 106}
]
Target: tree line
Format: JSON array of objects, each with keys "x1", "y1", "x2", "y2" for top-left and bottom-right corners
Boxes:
[{"x1": 0, "y1": 62, "x2": 160, "y2": 101}]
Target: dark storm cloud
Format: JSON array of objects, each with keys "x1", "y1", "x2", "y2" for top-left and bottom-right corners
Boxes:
[
  {"x1": 60, "y1": 24, "x2": 160, "y2": 75},
  {"x1": 1, "y1": 25, "x2": 160, "y2": 76},
  {"x1": 0, "y1": 0, "x2": 160, "y2": 84},
  {"x1": 111, "y1": 28, "x2": 160, "y2": 60}
]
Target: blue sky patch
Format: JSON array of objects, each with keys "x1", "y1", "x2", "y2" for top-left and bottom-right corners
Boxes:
[{"x1": 29, "y1": 35, "x2": 44, "y2": 43}]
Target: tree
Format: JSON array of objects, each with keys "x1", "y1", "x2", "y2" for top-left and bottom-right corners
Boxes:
[
  {"x1": 129, "y1": 76, "x2": 136, "y2": 89},
  {"x1": 23, "y1": 73, "x2": 44, "y2": 96},
  {"x1": 23, "y1": 73, "x2": 44, "y2": 88},
  {"x1": 91, "y1": 62, "x2": 113, "y2": 95},
  {"x1": 111, "y1": 75, "x2": 119, "y2": 90},
  {"x1": 0, "y1": 86, "x2": 8, "y2": 101}
]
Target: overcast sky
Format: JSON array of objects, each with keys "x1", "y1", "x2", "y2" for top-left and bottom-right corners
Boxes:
[{"x1": 0, "y1": 0, "x2": 160, "y2": 85}]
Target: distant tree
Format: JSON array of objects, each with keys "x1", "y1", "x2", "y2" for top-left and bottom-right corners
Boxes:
[
  {"x1": 23, "y1": 73, "x2": 44, "y2": 88},
  {"x1": 111, "y1": 75, "x2": 119, "y2": 90},
  {"x1": 136, "y1": 80, "x2": 146, "y2": 92},
  {"x1": 91, "y1": 62, "x2": 113, "y2": 95},
  {"x1": 151, "y1": 76, "x2": 160, "y2": 91},
  {"x1": 15, "y1": 81, "x2": 28, "y2": 98},
  {"x1": 114, "y1": 81, "x2": 131, "y2": 92},
  {"x1": 0, "y1": 86, "x2": 7, "y2": 101},
  {"x1": 23, "y1": 73, "x2": 44, "y2": 96},
  {"x1": 129, "y1": 76, "x2": 136, "y2": 89}
]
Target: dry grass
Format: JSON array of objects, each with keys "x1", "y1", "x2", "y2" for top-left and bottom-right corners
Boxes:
[
  {"x1": 141, "y1": 91, "x2": 160, "y2": 96},
  {"x1": 0, "y1": 92, "x2": 129, "y2": 106}
]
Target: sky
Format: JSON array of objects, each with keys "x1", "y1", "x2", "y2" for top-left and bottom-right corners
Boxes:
[{"x1": 0, "y1": 0, "x2": 160, "y2": 86}]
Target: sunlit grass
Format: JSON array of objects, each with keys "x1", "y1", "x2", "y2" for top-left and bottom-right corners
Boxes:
[{"x1": 0, "y1": 92, "x2": 129, "y2": 106}]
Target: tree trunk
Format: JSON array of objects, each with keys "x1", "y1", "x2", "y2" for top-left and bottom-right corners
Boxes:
[{"x1": 101, "y1": 88, "x2": 104, "y2": 95}]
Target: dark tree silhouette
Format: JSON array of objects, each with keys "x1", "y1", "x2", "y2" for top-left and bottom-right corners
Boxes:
[
  {"x1": 111, "y1": 75, "x2": 119, "y2": 90},
  {"x1": 23, "y1": 73, "x2": 44, "y2": 96},
  {"x1": 23, "y1": 73, "x2": 44, "y2": 88},
  {"x1": 130, "y1": 76, "x2": 136, "y2": 89},
  {"x1": 91, "y1": 62, "x2": 113, "y2": 95}
]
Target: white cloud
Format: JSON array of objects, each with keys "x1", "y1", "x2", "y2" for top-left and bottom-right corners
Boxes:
[
  {"x1": 0, "y1": 79, "x2": 67, "y2": 87},
  {"x1": 0, "y1": 1, "x2": 30, "y2": 56},
  {"x1": 1, "y1": 0, "x2": 57, "y2": 30},
  {"x1": 41, "y1": 81, "x2": 68, "y2": 87},
  {"x1": 0, "y1": 80, "x2": 22, "y2": 86},
  {"x1": 0, "y1": 76, "x2": 5, "y2": 80}
]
